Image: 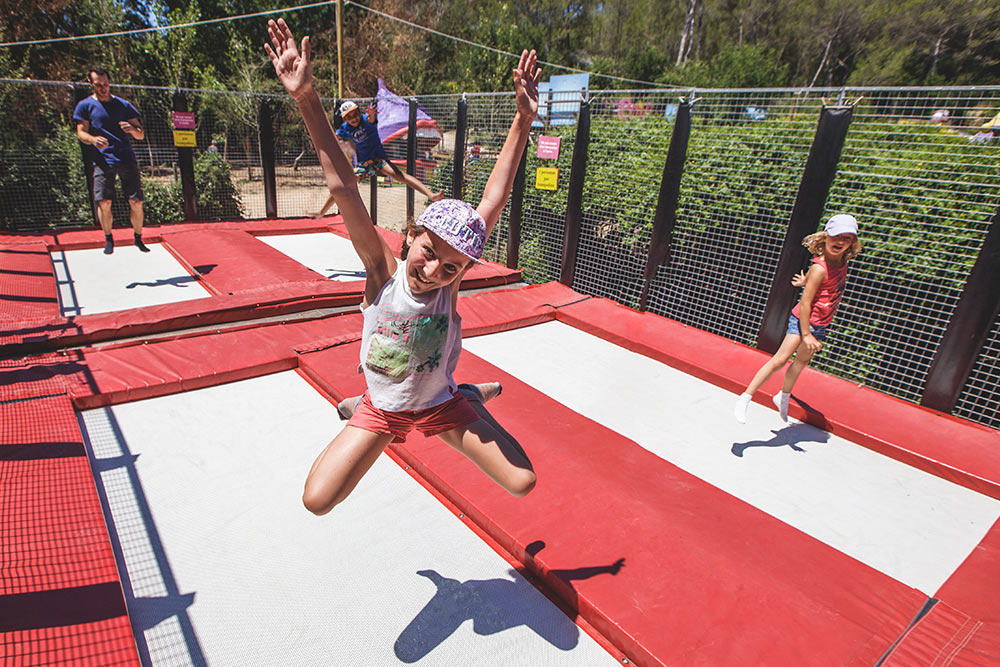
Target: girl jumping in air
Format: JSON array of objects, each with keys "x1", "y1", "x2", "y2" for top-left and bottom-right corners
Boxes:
[
  {"x1": 306, "y1": 100, "x2": 444, "y2": 218},
  {"x1": 734, "y1": 214, "x2": 862, "y2": 424},
  {"x1": 266, "y1": 18, "x2": 538, "y2": 514}
]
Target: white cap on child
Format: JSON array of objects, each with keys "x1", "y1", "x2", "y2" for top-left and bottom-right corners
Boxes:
[
  {"x1": 825, "y1": 213, "x2": 858, "y2": 237},
  {"x1": 339, "y1": 100, "x2": 358, "y2": 115}
]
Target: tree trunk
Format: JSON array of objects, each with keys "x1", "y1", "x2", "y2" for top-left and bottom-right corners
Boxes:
[
  {"x1": 809, "y1": 37, "x2": 834, "y2": 88},
  {"x1": 676, "y1": 0, "x2": 699, "y2": 66}
]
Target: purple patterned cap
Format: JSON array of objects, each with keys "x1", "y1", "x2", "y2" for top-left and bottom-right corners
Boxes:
[{"x1": 416, "y1": 199, "x2": 487, "y2": 263}]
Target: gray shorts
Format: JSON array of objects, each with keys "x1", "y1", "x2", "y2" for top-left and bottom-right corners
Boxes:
[{"x1": 93, "y1": 161, "x2": 143, "y2": 202}]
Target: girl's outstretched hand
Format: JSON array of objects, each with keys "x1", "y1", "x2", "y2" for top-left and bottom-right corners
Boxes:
[
  {"x1": 791, "y1": 270, "x2": 807, "y2": 287},
  {"x1": 265, "y1": 19, "x2": 312, "y2": 100},
  {"x1": 513, "y1": 49, "x2": 542, "y2": 119}
]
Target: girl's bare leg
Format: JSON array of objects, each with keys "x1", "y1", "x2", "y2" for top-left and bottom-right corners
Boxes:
[
  {"x1": 436, "y1": 402, "x2": 535, "y2": 497},
  {"x1": 734, "y1": 333, "x2": 801, "y2": 423},
  {"x1": 378, "y1": 164, "x2": 443, "y2": 201},
  {"x1": 781, "y1": 340, "x2": 816, "y2": 393},
  {"x1": 772, "y1": 340, "x2": 817, "y2": 422},
  {"x1": 302, "y1": 426, "x2": 396, "y2": 515}
]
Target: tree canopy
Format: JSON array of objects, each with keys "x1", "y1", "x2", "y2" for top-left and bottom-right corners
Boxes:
[{"x1": 2, "y1": 0, "x2": 997, "y2": 93}]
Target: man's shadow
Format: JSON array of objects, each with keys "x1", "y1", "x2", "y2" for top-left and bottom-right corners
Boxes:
[
  {"x1": 125, "y1": 275, "x2": 199, "y2": 289},
  {"x1": 394, "y1": 543, "x2": 624, "y2": 662},
  {"x1": 732, "y1": 422, "x2": 829, "y2": 457}
]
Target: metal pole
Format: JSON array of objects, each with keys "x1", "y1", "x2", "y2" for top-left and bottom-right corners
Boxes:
[
  {"x1": 336, "y1": 0, "x2": 344, "y2": 98},
  {"x1": 638, "y1": 100, "x2": 693, "y2": 311},
  {"x1": 172, "y1": 90, "x2": 198, "y2": 221},
  {"x1": 506, "y1": 145, "x2": 528, "y2": 269},
  {"x1": 370, "y1": 172, "x2": 378, "y2": 226},
  {"x1": 756, "y1": 105, "x2": 852, "y2": 353},
  {"x1": 921, "y1": 205, "x2": 1000, "y2": 413},
  {"x1": 258, "y1": 100, "x2": 278, "y2": 219},
  {"x1": 452, "y1": 96, "x2": 467, "y2": 200},
  {"x1": 407, "y1": 98, "x2": 417, "y2": 222},
  {"x1": 559, "y1": 98, "x2": 591, "y2": 287}
]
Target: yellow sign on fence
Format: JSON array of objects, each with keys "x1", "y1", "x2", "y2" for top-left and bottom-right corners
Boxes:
[
  {"x1": 173, "y1": 130, "x2": 196, "y2": 148},
  {"x1": 535, "y1": 167, "x2": 559, "y2": 191}
]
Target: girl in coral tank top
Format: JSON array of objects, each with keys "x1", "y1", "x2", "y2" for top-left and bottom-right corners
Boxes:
[{"x1": 734, "y1": 214, "x2": 862, "y2": 424}]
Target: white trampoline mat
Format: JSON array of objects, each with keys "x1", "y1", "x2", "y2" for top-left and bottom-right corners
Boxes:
[
  {"x1": 78, "y1": 371, "x2": 617, "y2": 666},
  {"x1": 258, "y1": 233, "x2": 367, "y2": 282},
  {"x1": 52, "y1": 246, "x2": 211, "y2": 316},
  {"x1": 464, "y1": 321, "x2": 1000, "y2": 594}
]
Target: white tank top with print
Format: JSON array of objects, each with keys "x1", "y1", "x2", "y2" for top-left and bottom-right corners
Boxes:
[{"x1": 360, "y1": 262, "x2": 462, "y2": 412}]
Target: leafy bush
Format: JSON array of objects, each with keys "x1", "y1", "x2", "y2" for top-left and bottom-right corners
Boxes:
[
  {"x1": 193, "y1": 150, "x2": 244, "y2": 220},
  {"x1": 140, "y1": 176, "x2": 184, "y2": 225},
  {"x1": 0, "y1": 127, "x2": 91, "y2": 231}
]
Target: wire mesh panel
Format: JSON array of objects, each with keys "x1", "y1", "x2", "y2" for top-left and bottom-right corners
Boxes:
[
  {"x1": 569, "y1": 90, "x2": 678, "y2": 307},
  {"x1": 269, "y1": 94, "x2": 328, "y2": 219},
  {"x1": 644, "y1": 89, "x2": 825, "y2": 345},
  {"x1": 457, "y1": 93, "x2": 525, "y2": 266},
  {"x1": 187, "y1": 88, "x2": 259, "y2": 221},
  {"x1": 0, "y1": 79, "x2": 92, "y2": 231},
  {"x1": 816, "y1": 87, "x2": 1000, "y2": 404}
]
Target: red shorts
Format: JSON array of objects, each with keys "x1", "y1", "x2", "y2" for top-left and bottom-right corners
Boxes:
[{"x1": 346, "y1": 392, "x2": 480, "y2": 443}]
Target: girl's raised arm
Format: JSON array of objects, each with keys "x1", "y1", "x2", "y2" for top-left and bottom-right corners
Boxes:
[
  {"x1": 265, "y1": 19, "x2": 393, "y2": 295},
  {"x1": 476, "y1": 49, "x2": 541, "y2": 235}
]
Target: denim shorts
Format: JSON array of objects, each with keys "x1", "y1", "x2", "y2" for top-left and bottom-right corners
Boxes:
[{"x1": 787, "y1": 313, "x2": 828, "y2": 341}]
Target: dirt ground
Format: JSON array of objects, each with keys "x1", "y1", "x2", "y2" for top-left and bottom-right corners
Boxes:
[{"x1": 234, "y1": 165, "x2": 437, "y2": 233}]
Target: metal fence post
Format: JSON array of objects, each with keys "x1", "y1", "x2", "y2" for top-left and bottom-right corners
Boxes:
[
  {"x1": 756, "y1": 105, "x2": 853, "y2": 353},
  {"x1": 172, "y1": 90, "x2": 198, "y2": 221},
  {"x1": 370, "y1": 173, "x2": 378, "y2": 226},
  {"x1": 559, "y1": 97, "x2": 591, "y2": 286},
  {"x1": 452, "y1": 96, "x2": 467, "y2": 200},
  {"x1": 72, "y1": 84, "x2": 101, "y2": 229},
  {"x1": 407, "y1": 98, "x2": 417, "y2": 222},
  {"x1": 258, "y1": 99, "x2": 277, "y2": 219},
  {"x1": 506, "y1": 146, "x2": 528, "y2": 269},
  {"x1": 921, "y1": 205, "x2": 1000, "y2": 413},
  {"x1": 639, "y1": 99, "x2": 693, "y2": 311}
]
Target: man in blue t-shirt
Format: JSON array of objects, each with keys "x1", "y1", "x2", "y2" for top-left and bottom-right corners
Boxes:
[
  {"x1": 74, "y1": 66, "x2": 149, "y2": 254},
  {"x1": 306, "y1": 100, "x2": 443, "y2": 218}
]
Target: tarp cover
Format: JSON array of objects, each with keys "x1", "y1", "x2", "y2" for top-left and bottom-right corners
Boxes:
[{"x1": 376, "y1": 78, "x2": 442, "y2": 147}]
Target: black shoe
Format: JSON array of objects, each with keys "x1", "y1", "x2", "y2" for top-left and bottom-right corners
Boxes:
[
  {"x1": 103, "y1": 236, "x2": 114, "y2": 254},
  {"x1": 134, "y1": 235, "x2": 150, "y2": 253}
]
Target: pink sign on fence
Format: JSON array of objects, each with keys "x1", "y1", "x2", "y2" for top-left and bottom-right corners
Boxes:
[
  {"x1": 536, "y1": 135, "x2": 561, "y2": 160},
  {"x1": 172, "y1": 111, "x2": 196, "y2": 130}
]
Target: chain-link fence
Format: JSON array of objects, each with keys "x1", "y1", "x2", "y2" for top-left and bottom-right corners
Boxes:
[{"x1": 2, "y1": 78, "x2": 999, "y2": 431}]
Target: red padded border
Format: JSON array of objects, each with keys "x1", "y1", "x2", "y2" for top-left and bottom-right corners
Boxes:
[
  {"x1": 935, "y1": 517, "x2": 1000, "y2": 624},
  {"x1": 0, "y1": 242, "x2": 60, "y2": 324},
  {"x1": 881, "y1": 600, "x2": 1000, "y2": 666},
  {"x1": 0, "y1": 616, "x2": 138, "y2": 666},
  {"x1": 160, "y1": 228, "x2": 328, "y2": 295},
  {"x1": 0, "y1": 394, "x2": 138, "y2": 665}
]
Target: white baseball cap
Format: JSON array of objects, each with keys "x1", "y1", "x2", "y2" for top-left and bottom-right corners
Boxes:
[
  {"x1": 339, "y1": 100, "x2": 358, "y2": 116},
  {"x1": 825, "y1": 213, "x2": 859, "y2": 237}
]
